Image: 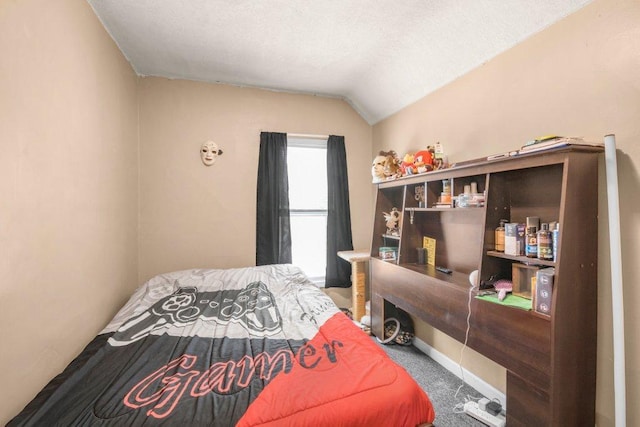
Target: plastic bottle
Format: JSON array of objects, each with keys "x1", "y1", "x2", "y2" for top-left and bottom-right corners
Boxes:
[
  {"x1": 495, "y1": 219, "x2": 507, "y2": 252},
  {"x1": 442, "y1": 179, "x2": 451, "y2": 197},
  {"x1": 526, "y1": 226, "x2": 538, "y2": 258},
  {"x1": 537, "y1": 223, "x2": 553, "y2": 260}
]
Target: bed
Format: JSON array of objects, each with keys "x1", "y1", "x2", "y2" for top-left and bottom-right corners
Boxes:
[{"x1": 9, "y1": 264, "x2": 435, "y2": 426}]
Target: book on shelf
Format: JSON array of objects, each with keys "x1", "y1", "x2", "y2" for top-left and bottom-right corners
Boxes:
[
  {"x1": 518, "y1": 136, "x2": 602, "y2": 154},
  {"x1": 521, "y1": 134, "x2": 563, "y2": 148},
  {"x1": 450, "y1": 135, "x2": 602, "y2": 168}
]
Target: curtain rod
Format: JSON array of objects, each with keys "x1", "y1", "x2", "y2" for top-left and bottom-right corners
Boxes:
[{"x1": 288, "y1": 133, "x2": 329, "y2": 140}]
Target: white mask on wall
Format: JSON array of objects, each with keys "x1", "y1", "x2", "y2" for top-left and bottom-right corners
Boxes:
[{"x1": 200, "y1": 140, "x2": 223, "y2": 166}]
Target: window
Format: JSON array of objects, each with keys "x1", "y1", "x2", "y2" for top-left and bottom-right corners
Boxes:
[{"x1": 287, "y1": 137, "x2": 327, "y2": 285}]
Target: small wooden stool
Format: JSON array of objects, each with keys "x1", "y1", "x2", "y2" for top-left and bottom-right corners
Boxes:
[{"x1": 337, "y1": 250, "x2": 370, "y2": 323}]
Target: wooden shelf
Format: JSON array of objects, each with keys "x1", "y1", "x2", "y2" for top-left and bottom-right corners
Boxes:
[
  {"x1": 405, "y1": 206, "x2": 484, "y2": 212},
  {"x1": 381, "y1": 234, "x2": 400, "y2": 240},
  {"x1": 370, "y1": 147, "x2": 602, "y2": 426},
  {"x1": 486, "y1": 250, "x2": 556, "y2": 267},
  {"x1": 398, "y1": 262, "x2": 471, "y2": 290}
]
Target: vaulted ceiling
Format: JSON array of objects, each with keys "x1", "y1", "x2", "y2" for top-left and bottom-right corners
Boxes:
[{"x1": 88, "y1": 0, "x2": 592, "y2": 124}]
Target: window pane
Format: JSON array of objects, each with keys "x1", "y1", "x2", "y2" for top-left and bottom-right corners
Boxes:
[
  {"x1": 287, "y1": 138, "x2": 328, "y2": 285},
  {"x1": 290, "y1": 214, "x2": 327, "y2": 279},
  {"x1": 287, "y1": 146, "x2": 327, "y2": 210}
]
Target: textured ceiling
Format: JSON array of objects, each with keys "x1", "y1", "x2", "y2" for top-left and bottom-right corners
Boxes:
[{"x1": 88, "y1": 0, "x2": 592, "y2": 124}]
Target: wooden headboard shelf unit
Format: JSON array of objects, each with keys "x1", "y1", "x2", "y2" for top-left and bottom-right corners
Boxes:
[{"x1": 369, "y1": 146, "x2": 602, "y2": 426}]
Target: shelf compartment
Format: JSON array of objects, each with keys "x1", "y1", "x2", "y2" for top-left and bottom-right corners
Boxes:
[
  {"x1": 451, "y1": 174, "x2": 487, "y2": 197},
  {"x1": 371, "y1": 185, "x2": 406, "y2": 259},
  {"x1": 486, "y1": 250, "x2": 556, "y2": 267},
  {"x1": 406, "y1": 182, "x2": 429, "y2": 208},
  {"x1": 401, "y1": 207, "x2": 484, "y2": 273},
  {"x1": 406, "y1": 206, "x2": 484, "y2": 224},
  {"x1": 398, "y1": 262, "x2": 472, "y2": 290}
]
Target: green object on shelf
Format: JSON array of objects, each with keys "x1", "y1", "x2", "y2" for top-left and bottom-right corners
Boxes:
[{"x1": 475, "y1": 293, "x2": 532, "y2": 310}]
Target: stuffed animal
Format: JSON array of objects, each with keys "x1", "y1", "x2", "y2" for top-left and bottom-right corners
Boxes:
[
  {"x1": 371, "y1": 150, "x2": 401, "y2": 182},
  {"x1": 413, "y1": 149, "x2": 434, "y2": 173},
  {"x1": 381, "y1": 150, "x2": 401, "y2": 179},
  {"x1": 382, "y1": 207, "x2": 401, "y2": 235},
  {"x1": 400, "y1": 153, "x2": 417, "y2": 176}
]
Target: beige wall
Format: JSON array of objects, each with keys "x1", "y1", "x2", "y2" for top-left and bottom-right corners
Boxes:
[
  {"x1": 137, "y1": 78, "x2": 373, "y2": 283},
  {"x1": 0, "y1": 0, "x2": 139, "y2": 423},
  {"x1": 372, "y1": 0, "x2": 640, "y2": 425},
  {"x1": 0, "y1": 2, "x2": 371, "y2": 422}
]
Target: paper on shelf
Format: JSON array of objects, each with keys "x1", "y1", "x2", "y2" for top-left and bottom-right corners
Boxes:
[
  {"x1": 475, "y1": 293, "x2": 532, "y2": 310},
  {"x1": 422, "y1": 236, "x2": 436, "y2": 266}
]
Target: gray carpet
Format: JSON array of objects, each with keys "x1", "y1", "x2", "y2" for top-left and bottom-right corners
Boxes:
[{"x1": 376, "y1": 339, "x2": 489, "y2": 426}]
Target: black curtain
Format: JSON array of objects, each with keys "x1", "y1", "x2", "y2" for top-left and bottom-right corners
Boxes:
[
  {"x1": 325, "y1": 135, "x2": 354, "y2": 287},
  {"x1": 256, "y1": 132, "x2": 291, "y2": 265}
]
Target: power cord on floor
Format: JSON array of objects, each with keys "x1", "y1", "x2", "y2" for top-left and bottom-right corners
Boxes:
[{"x1": 453, "y1": 394, "x2": 481, "y2": 414}]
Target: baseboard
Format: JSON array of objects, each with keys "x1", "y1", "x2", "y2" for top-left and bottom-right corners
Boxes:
[{"x1": 413, "y1": 337, "x2": 507, "y2": 409}]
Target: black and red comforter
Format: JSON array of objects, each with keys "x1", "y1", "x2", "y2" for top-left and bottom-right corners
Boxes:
[{"x1": 10, "y1": 265, "x2": 434, "y2": 426}]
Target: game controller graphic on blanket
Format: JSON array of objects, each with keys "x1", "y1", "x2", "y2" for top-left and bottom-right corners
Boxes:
[{"x1": 109, "y1": 281, "x2": 282, "y2": 346}]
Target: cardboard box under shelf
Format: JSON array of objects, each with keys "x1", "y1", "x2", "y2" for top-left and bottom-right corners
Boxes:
[{"x1": 512, "y1": 263, "x2": 539, "y2": 299}]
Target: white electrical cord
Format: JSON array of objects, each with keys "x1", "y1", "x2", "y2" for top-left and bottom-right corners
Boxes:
[{"x1": 454, "y1": 270, "x2": 484, "y2": 405}]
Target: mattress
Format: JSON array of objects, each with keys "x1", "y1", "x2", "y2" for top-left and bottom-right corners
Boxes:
[{"x1": 9, "y1": 264, "x2": 435, "y2": 426}]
